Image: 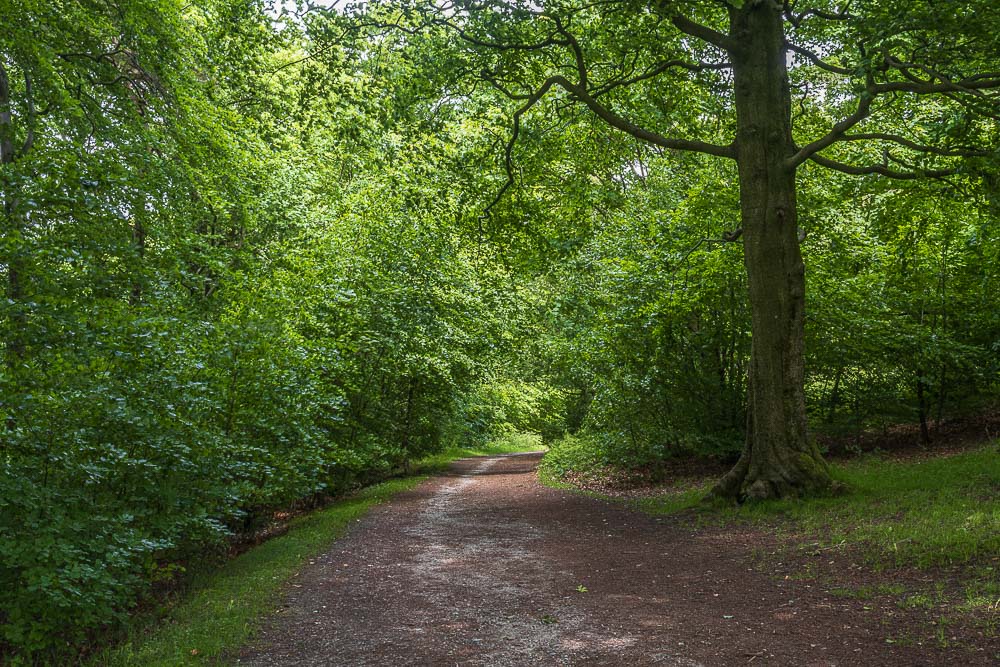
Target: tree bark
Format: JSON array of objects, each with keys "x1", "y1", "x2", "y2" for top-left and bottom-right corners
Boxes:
[{"x1": 711, "y1": 0, "x2": 833, "y2": 500}]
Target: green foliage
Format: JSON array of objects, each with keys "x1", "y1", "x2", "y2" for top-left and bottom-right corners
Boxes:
[
  {"x1": 457, "y1": 378, "x2": 567, "y2": 446},
  {"x1": 532, "y1": 144, "x2": 999, "y2": 471},
  {"x1": 2, "y1": 0, "x2": 999, "y2": 659},
  {"x1": 803, "y1": 175, "x2": 1000, "y2": 435},
  {"x1": 538, "y1": 432, "x2": 608, "y2": 478},
  {"x1": 524, "y1": 155, "x2": 752, "y2": 464}
]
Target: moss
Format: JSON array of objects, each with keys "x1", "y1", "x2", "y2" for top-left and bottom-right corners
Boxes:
[{"x1": 794, "y1": 451, "x2": 835, "y2": 491}]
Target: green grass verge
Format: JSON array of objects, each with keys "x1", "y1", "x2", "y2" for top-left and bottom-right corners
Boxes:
[
  {"x1": 655, "y1": 446, "x2": 998, "y2": 569},
  {"x1": 93, "y1": 437, "x2": 542, "y2": 666},
  {"x1": 549, "y1": 442, "x2": 1000, "y2": 573},
  {"x1": 744, "y1": 446, "x2": 1000, "y2": 570},
  {"x1": 92, "y1": 477, "x2": 422, "y2": 666}
]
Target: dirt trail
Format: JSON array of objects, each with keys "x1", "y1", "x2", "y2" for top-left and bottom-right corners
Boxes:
[{"x1": 237, "y1": 452, "x2": 990, "y2": 666}]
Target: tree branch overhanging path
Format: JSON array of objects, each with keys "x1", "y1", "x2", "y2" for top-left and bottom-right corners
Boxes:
[{"x1": 350, "y1": 0, "x2": 1000, "y2": 500}]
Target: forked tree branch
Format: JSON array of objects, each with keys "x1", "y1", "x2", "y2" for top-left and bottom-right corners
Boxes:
[
  {"x1": 483, "y1": 72, "x2": 736, "y2": 214},
  {"x1": 552, "y1": 75, "x2": 736, "y2": 158},
  {"x1": 481, "y1": 8, "x2": 736, "y2": 214},
  {"x1": 482, "y1": 78, "x2": 560, "y2": 215},
  {"x1": 784, "y1": 4, "x2": 853, "y2": 28},
  {"x1": 787, "y1": 92, "x2": 873, "y2": 168},
  {"x1": 789, "y1": 49, "x2": 999, "y2": 169},
  {"x1": 807, "y1": 153, "x2": 960, "y2": 180}
]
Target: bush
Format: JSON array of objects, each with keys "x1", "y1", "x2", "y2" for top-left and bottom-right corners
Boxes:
[{"x1": 539, "y1": 432, "x2": 609, "y2": 479}]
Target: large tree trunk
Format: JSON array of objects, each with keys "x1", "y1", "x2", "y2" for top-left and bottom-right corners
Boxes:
[{"x1": 711, "y1": 0, "x2": 833, "y2": 500}]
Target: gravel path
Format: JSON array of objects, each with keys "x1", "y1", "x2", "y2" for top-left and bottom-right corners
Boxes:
[{"x1": 237, "y1": 452, "x2": 993, "y2": 666}]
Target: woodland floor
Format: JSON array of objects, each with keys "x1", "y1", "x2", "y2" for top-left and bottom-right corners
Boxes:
[{"x1": 236, "y1": 449, "x2": 998, "y2": 666}]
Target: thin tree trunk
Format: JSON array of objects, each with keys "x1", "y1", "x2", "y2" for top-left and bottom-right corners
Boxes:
[
  {"x1": 130, "y1": 196, "x2": 147, "y2": 306},
  {"x1": 935, "y1": 364, "x2": 947, "y2": 428},
  {"x1": 916, "y1": 370, "x2": 931, "y2": 446},
  {"x1": 400, "y1": 377, "x2": 417, "y2": 451},
  {"x1": 826, "y1": 365, "x2": 844, "y2": 424},
  {"x1": 712, "y1": 0, "x2": 832, "y2": 500},
  {"x1": 934, "y1": 252, "x2": 948, "y2": 430},
  {"x1": 0, "y1": 60, "x2": 26, "y2": 369}
]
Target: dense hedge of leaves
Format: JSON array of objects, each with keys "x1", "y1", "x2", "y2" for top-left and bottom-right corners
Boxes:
[
  {"x1": 0, "y1": 253, "x2": 522, "y2": 657},
  {"x1": 0, "y1": 2, "x2": 547, "y2": 659}
]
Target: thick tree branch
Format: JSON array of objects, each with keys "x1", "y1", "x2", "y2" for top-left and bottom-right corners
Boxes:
[
  {"x1": 670, "y1": 14, "x2": 736, "y2": 52},
  {"x1": 483, "y1": 71, "x2": 736, "y2": 214},
  {"x1": 869, "y1": 75, "x2": 1000, "y2": 95},
  {"x1": 548, "y1": 75, "x2": 735, "y2": 158},
  {"x1": 784, "y1": 5, "x2": 853, "y2": 28},
  {"x1": 785, "y1": 42, "x2": 852, "y2": 75},
  {"x1": 440, "y1": 3, "x2": 738, "y2": 215},
  {"x1": 553, "y1": 17, "x2": 587, "y2": 88},
  {"x1": 786, "y1": 40, "x2": 1000, "y2": 169},
  {"x1": 57, "y1": 48, "x2": 125, "y2": 65},
  {"x1": 787, "y1": 92, "x2": 873, "y2": 168},
  {"x1": 549, "y1": 16, "x2": 731, "y2": 101},
  {"x1": 881, "y1": 55, "x2": 1000, "y2": 94}
]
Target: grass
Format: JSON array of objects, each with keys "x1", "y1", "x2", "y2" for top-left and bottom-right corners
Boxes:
[
  {"x1": 92, "y1": 435, "x2": 542, "y2": 666},
  {"x1": 730, "y1": 445, "x2": 1000, "y2": 571},
  {"x1": 828, "y1": 583, "x2": 906, "y2": 599},
  {"x1": 631, "y1": 444, "x2": 1000, "y2": 574},
  {"x1": 636, "y1": 486, "x2": 714, "y2": 515}
]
